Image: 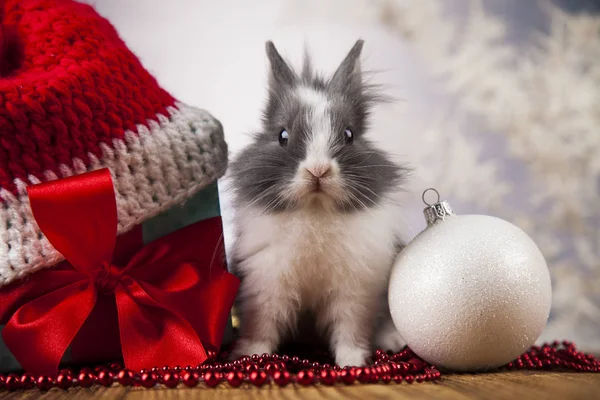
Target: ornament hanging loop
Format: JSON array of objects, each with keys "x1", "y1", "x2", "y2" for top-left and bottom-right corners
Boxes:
[
  {"x1": 421, "y1": 188, "x2": 455, "y2": 226},
  {"x1": 422, "y1": 188, "x2": 441, "y2": 206}
]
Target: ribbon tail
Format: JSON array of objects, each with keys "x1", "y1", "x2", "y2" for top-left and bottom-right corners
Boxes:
[
  {"x1": 115, "y1": 281, "x2": 207, "y2": 371},
  {"x1": 2, "y1": 282, "x2": 97, "y2": 376}
]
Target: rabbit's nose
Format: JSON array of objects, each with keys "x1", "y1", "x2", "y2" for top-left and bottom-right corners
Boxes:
[{"x1": 306, "y1": 164, "x2": 332, "y2": 178}]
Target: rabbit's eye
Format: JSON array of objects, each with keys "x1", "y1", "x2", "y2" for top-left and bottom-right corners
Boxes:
[
  {"x1": 344, "y1": 128, "x2": 353, "y2": 144},
  {"x1": 279, "y1": 129, "x2": 289, "y2": 146}
]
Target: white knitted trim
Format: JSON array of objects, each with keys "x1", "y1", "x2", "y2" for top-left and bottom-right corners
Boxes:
[{"x1": 0, "y1": 102, "x2": 228, "y2": 287}]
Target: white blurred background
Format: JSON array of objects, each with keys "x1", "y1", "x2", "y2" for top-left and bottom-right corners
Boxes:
[{"x1": 82, "y1": 0, "x2": 600, "y2": 353}]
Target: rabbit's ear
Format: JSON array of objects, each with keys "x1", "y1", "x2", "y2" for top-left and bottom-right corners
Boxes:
[
  {"x1": 330, "y1": 39, "x2": 363, "y2": 91},
  {"x1": 266, "y1": 41, "x2": 297, "y2": 89}
]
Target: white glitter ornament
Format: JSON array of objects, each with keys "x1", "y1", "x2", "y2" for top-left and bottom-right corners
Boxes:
[{"x1": 388, "y1": 189, "x2": 552, "y2": 372}]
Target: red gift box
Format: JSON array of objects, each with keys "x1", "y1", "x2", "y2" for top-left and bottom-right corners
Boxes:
[{"x1": 0, "y1": 169, "x2": 239, "y2": 376}]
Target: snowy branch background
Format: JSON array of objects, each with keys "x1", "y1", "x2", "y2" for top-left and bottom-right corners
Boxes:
[{"x1": 86, "y1": 0, "x2": 600, "y2": 352}]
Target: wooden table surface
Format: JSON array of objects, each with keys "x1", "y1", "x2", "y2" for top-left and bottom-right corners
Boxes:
[{"x1": 1, "y1": 371, "x2": 599, "y2": 400}]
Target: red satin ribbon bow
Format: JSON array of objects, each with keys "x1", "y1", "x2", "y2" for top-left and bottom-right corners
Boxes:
[{"x1": 0, "y1": 168, "x2": 239, "y2": 376}]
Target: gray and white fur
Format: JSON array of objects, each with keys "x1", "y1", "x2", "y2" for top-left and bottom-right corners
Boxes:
[{"x1": 228, "y1": 40, "x2": 408, "y2": 366}]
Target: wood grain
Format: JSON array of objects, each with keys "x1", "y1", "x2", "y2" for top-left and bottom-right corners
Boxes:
[{"x1": 1, "y1": 372, "x2": 599, "y2": 400}]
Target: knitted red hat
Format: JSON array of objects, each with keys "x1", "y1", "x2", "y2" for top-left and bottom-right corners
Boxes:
[{"x1": 0, "y1": 0, "x2": 227, "y2": 286}]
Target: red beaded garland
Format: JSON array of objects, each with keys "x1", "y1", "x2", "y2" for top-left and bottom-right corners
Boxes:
[{"x1": 0, "y1": 341, "x2": 598, "y2": 392}]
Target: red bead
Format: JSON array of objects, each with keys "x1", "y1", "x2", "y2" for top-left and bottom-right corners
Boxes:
[
  {"x1": 273, "y1": 371, "x2": 291, "y2": 386},
  {"x1": 356, "y1": 368, "x2": 371, "y2": 383},
  {"x1": 381, "y1": 375, "x2": 391, "y2": 384},
  {"x1": 320, "y1": 370, "x2": 337, "y2": 385},
  {"x1": 226, "y1": 371, "x2": 244, "y2": 387},
  {"x1": 244, "y1": 363, "x2": 258, "y2": 372},
  {"x1": 110, "y1": 362, "x2": 123, "y2": 371},
  {"x1": 20, "y1": 373, "x2": 36, "y2": 390},
  {"x1": 56, "y1": 373, "x2": 73, "y2": 390},
  {"x1": 97, "y1": 370, "x2": 113, "y2": 387},
  {"x1": 416, "y1": 374, "x2": 424, "y2": 383},
  {"x1": 207, "y1": 350, "x2": 217, "y2": 360},
  {"x1": 162, "y1": 372, "x2": 179, "y2": 388},
  {"x1": 264, "y1": 363, "x2": 280, "y2": 375},
  {"x1": 5, "y1": 374, "x2": 22, "y2": 391},
  {"x1": 405, "y1": 375, "x2": 414, "y2": 384},
  {"x1": 117, "y1": 369, "x2": 135, "y2": 386},
  {"x1": 0, "y1": 374, "x2": 6, "y2": 390},
  {"x1": 140, "y1": 372, "x2": 158, "y2": 388},
  {"x1": 301, "y1": 359, "x2": 311, "y2": 368},
  {"x1": 36, "y1": 376, "x2": 54, "y2": 391},
  {"x1": 204, "y1": 371, "x2": 221, "y2": 387},
  {"x1": 250, "y1": 371, "x2": 268, "y2": 387},
  {"x1": 297, "y1": 370, "x2": 314, "y2": 386},
  {"x1": 393, "y1": 375, "x2": 403, "y2": 384},
  {"x1": 251, "y1": 354, "x2": 260, "y2": 362},
  {"x1": 341, "y1": 368, "x2": 357, "y2": 385},
  {"x1": 78, "y1": 370, "x2": 96, "y2": 388},
  {"x1": 182, "y1": 371, "x2": 199, "y2": 387}
]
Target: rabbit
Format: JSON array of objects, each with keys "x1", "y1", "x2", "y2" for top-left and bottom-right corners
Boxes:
[{"x1": 227, "y1": 39, "x2": 409, "y2": 367}]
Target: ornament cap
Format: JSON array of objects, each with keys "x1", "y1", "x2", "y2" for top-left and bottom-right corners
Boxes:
[{"x1": 422, "y1": 188, "x2": 455, "y2": 226}]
